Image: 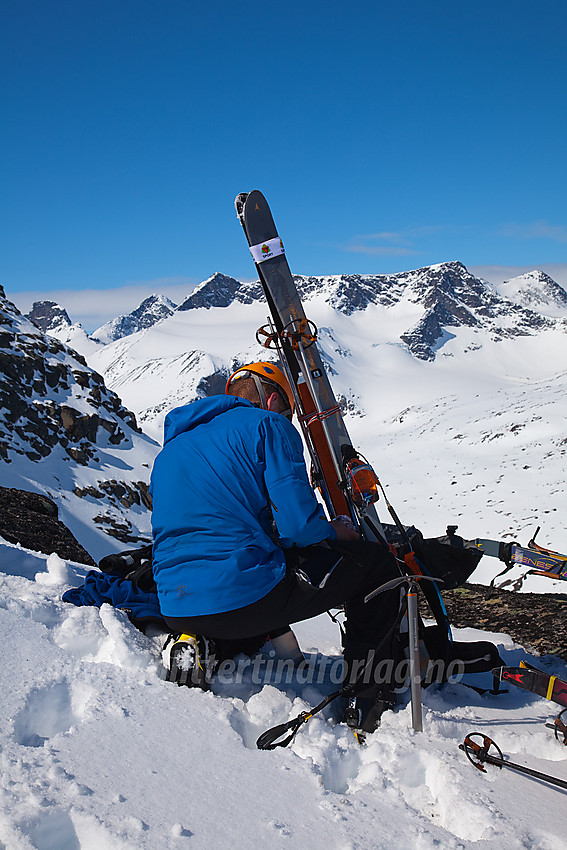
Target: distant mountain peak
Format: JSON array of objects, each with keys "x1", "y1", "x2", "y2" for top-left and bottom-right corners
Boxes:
[
  {"x1": 91, "y1": 293, "x2": 177, "y2": 343},
  {"x1": 26, "y1": 301, "x2": 72, "y2": 332},
  {"x1": 177, "y1": 272, "x2": 264, "y2": 311},
  {"x1": 496, "y1": 270, "x2": 567, "y2": 317}
]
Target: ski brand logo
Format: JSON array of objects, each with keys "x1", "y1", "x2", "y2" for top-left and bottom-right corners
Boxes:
[
  {"x1": 512, "y1": 549, "x2": 565, "y2": 574},
  {"x1": 250, "y1": 237, "x2": 285, "y2": 264}
]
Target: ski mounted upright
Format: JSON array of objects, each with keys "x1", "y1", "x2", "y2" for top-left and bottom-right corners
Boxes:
[
  {"x1": 233, "y1": 191, "x2": 452, "y2": 616},
  {"x1": 235, "y1": 190, "x2": 386, "y2": 541},
  {"x1": 235, "y1": 191, "x2": 456, "y2": 746}
]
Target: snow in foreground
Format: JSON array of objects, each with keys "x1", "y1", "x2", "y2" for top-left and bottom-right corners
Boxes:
[{"x1": 1, "y1": 539, "x2": 567, "y2": 850}]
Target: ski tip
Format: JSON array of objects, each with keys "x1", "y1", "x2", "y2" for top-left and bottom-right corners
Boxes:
[{"x1": 234, "y1": 193, "x2": 248, "y2": 221}]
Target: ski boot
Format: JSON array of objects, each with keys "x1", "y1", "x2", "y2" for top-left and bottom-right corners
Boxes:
[
  {"x1": 162, "y1": 633, "x2": 218, "y2": 690},
  {"x1": 344, "y1": 691, "x2": 395, "y2": 743}
]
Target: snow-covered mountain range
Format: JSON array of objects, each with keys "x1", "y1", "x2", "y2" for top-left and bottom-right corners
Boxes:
[{"x1": 8, "y1": 261, "x2": 567, "y2": 581}]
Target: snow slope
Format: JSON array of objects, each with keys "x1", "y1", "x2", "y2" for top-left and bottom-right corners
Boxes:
[
  {"x1": 0, "y1": 287, "x2": 158, "y2": 561},
  {"x1": 2, "y1": 538, "x2": 567, "y2": 850}
]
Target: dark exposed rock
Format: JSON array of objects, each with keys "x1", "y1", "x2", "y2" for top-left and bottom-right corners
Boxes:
[
  {"x1": 26, "y1": 301, "x2": 71, "y2": 332},
  {"x1": 74, "y1": 480, "x2": 152, "y2": 511},
  {"x1": 0, "y1": 288, "x2": 142, "y2": 468},
  {"x1": 92, "y1": 513, "x2": 147, "y2": 544},
  {"x1": 197, "y1": 370, "x2": 230, "y2": 398},
  {"x1": 177, "y1": 273, "x2": 264, "y2": 311},
  {"x1": 0, "y1": 486, "x2": 96, "y2": 565},
  {"x1": 420, "y1": 582, "x2": 567, "y2": 661},
  {"x1": 400, "y1": 304, "x2": 459, "y2": 361}
]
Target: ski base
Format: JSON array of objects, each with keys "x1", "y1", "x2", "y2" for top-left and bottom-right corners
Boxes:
[{"x1": 493, "y1": 660, "x2": 567, "y2": 708}]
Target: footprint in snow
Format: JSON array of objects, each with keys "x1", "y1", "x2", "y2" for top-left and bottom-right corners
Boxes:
[
  {"x1": 20, "y1": 808, "x2": 80, "y2": 850},
  {"x1": 13, "y1": 679, "x2": 89, "y2": 748}
]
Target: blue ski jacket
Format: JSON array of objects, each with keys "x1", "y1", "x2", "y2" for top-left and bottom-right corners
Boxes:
[{"x1": 150, "y1": 395, "x2": 336, "y2": 618}]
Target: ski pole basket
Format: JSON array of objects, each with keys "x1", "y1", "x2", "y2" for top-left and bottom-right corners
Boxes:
[
  {"x1": 460, "y1": 733, "x2": 567, "y2": 790},
  {"x1": 546, "y1": 709, "x2": 567, "y2": 745}
]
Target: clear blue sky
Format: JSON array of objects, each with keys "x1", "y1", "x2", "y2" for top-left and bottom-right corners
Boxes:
[{"x1": 2, "y1": 0, "x2": 567, "y2": 319}]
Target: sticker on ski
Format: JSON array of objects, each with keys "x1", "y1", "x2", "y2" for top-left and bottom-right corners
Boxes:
[{"x1": 249, "y1": 237, "x2": 285, "y2": 264}]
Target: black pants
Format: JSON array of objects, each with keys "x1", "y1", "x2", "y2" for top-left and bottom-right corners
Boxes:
[{"x1": 165, "y1": 540, "x2": 403, "y2": 698}]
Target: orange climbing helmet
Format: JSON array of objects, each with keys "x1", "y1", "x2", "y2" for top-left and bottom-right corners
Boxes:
[{"x1": 225, "y1": 361, "x2": 295, "y2": 418}]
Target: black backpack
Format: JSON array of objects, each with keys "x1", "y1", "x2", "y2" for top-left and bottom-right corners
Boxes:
[{"x1": 382, "y1": 524, "x2": 505, "y2": 685}]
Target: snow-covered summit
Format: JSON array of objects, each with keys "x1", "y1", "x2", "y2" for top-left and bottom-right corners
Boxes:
[
  {"x1": 495, "y1": 270, "x2": 567, "y2": 318},
  {"x1": 91, "y1": 293, "x2": 177, "y2": 344}
]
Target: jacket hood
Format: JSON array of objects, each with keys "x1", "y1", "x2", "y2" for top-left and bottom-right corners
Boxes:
[{"x1": 163, "y1": 395, "x2": 253, "y2": 445}]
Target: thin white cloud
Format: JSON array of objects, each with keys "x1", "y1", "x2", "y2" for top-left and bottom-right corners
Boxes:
[
  {"x1": 500, "y1": 221, "x2": 567, "y2": 244},
  {"x1": 341, "y1": 224, "x2": 475, "y2": 257},
  {"x1": 10, "y1": 277, "x2": 200, "y2": 332},
  {"x1": 342, "y1": 230, "x2": 415, "y2": 256}
]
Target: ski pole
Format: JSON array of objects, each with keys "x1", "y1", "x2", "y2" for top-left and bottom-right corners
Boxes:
[{"x1": 460, "y1": 733, "x2": 567, "y2": 790}]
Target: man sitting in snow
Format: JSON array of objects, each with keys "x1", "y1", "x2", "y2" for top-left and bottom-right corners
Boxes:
[{"x1": 150, "y1": 362, "x2": 402, "y2": 732}]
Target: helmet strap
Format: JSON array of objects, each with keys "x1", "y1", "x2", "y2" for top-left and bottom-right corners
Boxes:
[
  {"x1": 248, "y1": 372, "x2": 268, "y2": 410},
  {"x1": 228, "y1": 369, "x2": 292, "y2": 420}
]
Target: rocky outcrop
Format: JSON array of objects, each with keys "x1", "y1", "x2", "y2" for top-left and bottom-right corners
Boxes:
[
  {"x1": 74, "y1": 480, "x2": 152, "y2": 511},
  {"x1": 26, "y1": 300, "x2": 72, "y2": 332},
  {"x1": 420, "y1": 582, "x2": 567, "y2": 661},
  {"x1": 177, "y1": 273, "x2": 264, "y2": 310},
  {"x1": 0, "y1": 286, "x2": 157, "y2": 552},
  {"x1": 0, "y1": 286, "x2": 140, "y2": 467},
  {"x1": 0, "y1": 486, "x2": 96, "y2": 565}
]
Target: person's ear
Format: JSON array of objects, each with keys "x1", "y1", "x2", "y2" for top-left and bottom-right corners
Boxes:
[{"x1": 265, "y1": 392, "x2": 280, "y2": 411}]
